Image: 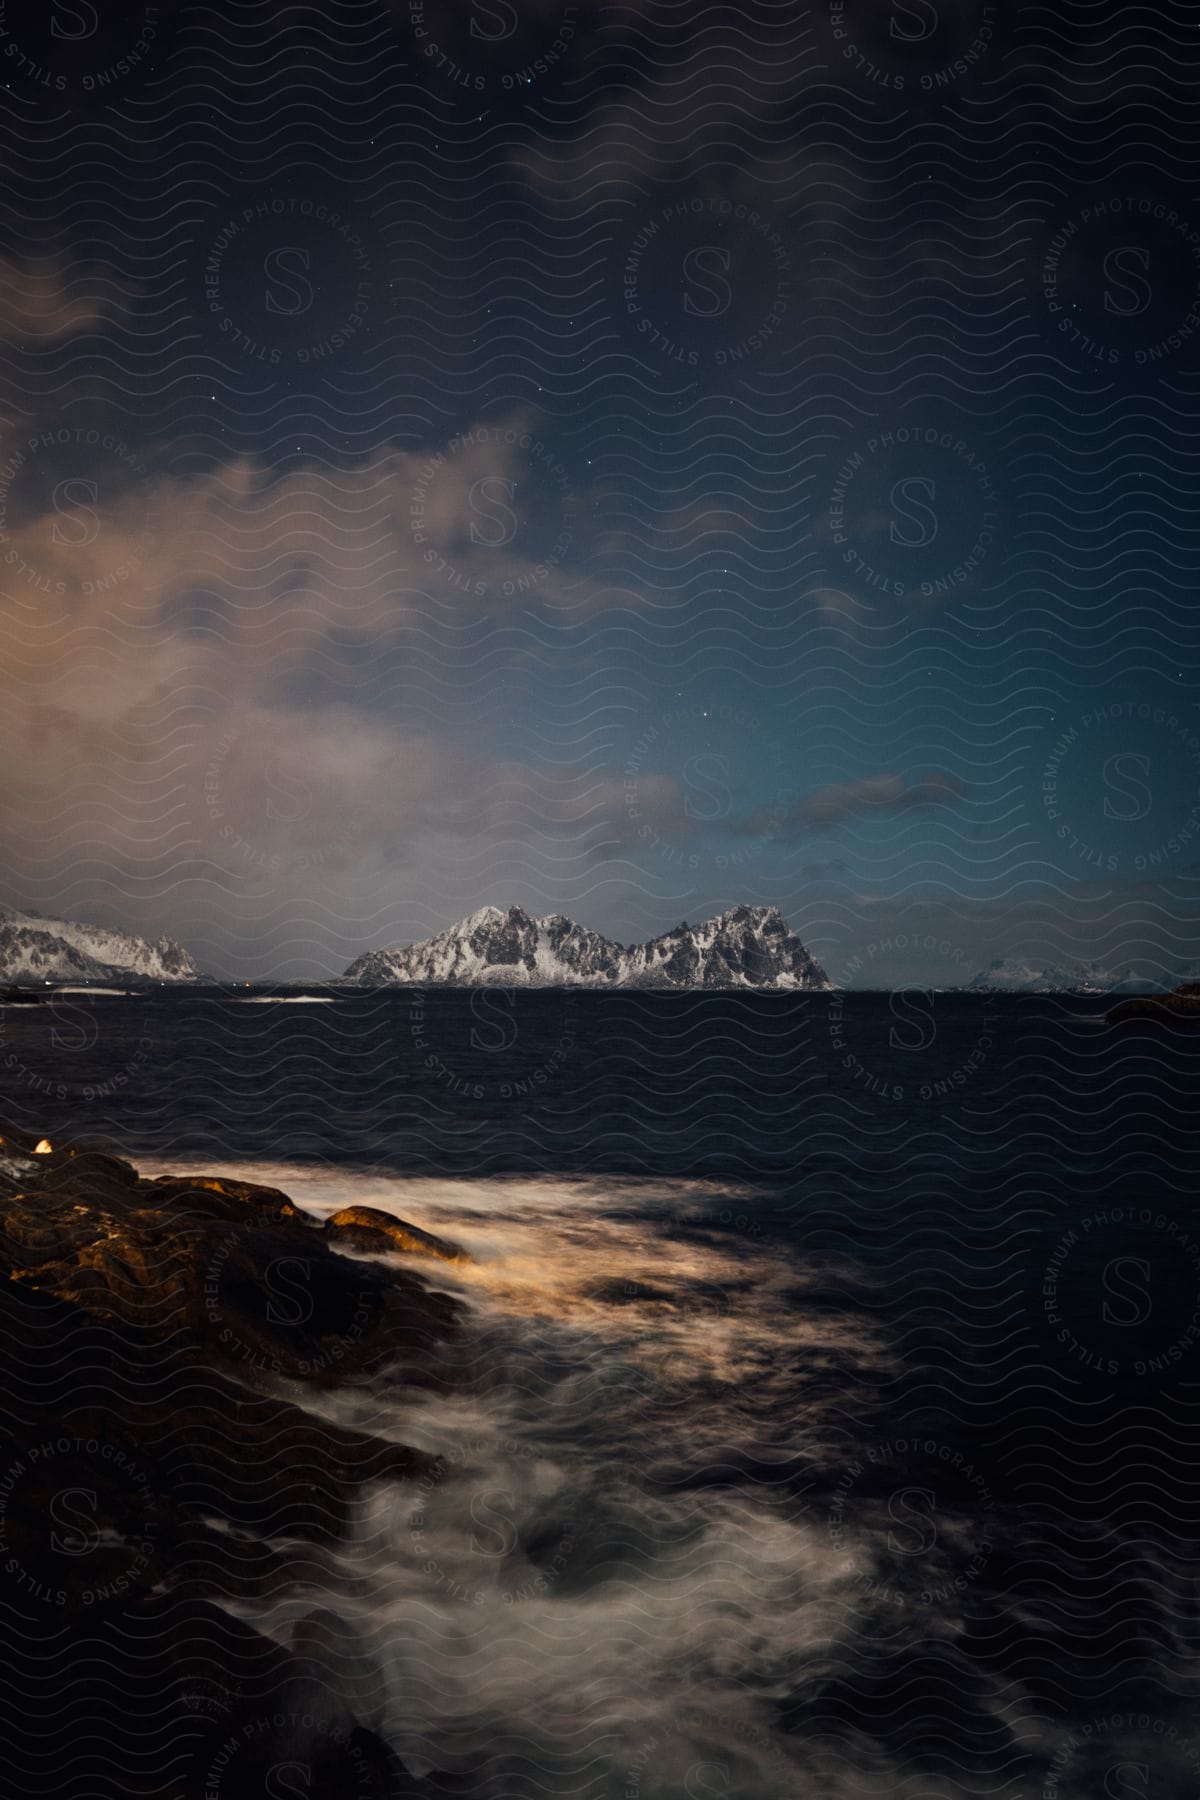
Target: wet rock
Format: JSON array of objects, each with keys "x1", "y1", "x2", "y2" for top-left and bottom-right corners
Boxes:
[
  {"x1": 150, "y1": 1171, "x2": 304, "y2": 1223},
  {"x1": 0, "y1": 1142, "x2": 461, "y2": 1385},
  {"x1": 325, "y1": 1205, "x2": 467, "y2": 1263},
  {"x1": 0, "y1": 1131, "x2": 450, "y2": 1799}
]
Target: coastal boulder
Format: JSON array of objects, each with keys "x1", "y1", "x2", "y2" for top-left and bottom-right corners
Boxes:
[
  {"x1": 0, "y1": 1130, "x2": 462, "y2": 1384},
  {"x1": 150, "y1": 1172, "x2": 303, "y2": 1224},
  {"x1": 0, "y1": 1136, "x2": 443, "y2": 1800},
  {"x1": 325, "y1": 1204, "x2": 467, "y2": 1263}
]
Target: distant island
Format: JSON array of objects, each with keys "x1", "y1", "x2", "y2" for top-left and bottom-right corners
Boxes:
[
  {"x1": 1, "y1": 901, "x2": 1191, "y2": 995},
  {"x1": 0, "y1": 905, "x2": 199, "y2": 986},
  {"x1": 341, "y1": 904, "x2": 833, "y2": 991},
  {"x1": 0, "y1": 900, "x2": 834, "y2": 992},
  {"x1": 966, "y1": 956, "x2": 1152, "y2": 996}
]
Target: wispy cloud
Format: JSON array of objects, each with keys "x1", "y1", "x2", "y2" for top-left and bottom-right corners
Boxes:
[
  {"x1": 741, "y1": 773, "x2": 968, "y2": 836},
  {"x1": 0, "y1": 255, "x2": 130, "y2": 342}
]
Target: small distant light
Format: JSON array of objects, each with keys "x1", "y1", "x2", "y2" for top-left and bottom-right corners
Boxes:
[{"x1": 33, "y1": 1139, "x2": 52, "y2": 1155}]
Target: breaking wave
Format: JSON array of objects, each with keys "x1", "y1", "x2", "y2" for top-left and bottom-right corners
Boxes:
[{"x1": 138, "y1": 1161, "x2": 1061, "y2": 1798}]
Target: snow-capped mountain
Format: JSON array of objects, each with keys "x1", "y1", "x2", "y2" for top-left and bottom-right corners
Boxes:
[
  {"x1": 0, "y1": 906, "x2": 201, "y2": 984},
  {"x1": 342, "y1": 904, "x2": 832, "y2": 991},
  {"x1": 966, "y1": 956, "x2": 1148, "y2": 995}
]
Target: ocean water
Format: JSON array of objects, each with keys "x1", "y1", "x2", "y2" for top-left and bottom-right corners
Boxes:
[{"x1": 2, "y1": 989, "x2": 1199, "y2": 1796}]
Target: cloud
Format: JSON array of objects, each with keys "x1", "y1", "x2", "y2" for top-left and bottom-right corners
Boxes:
[
  {"x1": 0, "y1": 255, "x2": 129, "y2": 343},
  {"x1": 0, "y1": 415, "x2": 625, "y2": 967},
  {"x1": 404, "y1": 415, "x2": 595, "y2": 610},
  {"x1": 742, "y1": 773, "x2": 968, "y2": 837},
  {"x1": 0, "y1": 412, "x2": 603, "y2": 694},
  {"x1": 505, "y1": 5, "x2": 866, "y2": 212},
  {"x1": 513, "y1": 110, "x2": 849, "y2": 213}
]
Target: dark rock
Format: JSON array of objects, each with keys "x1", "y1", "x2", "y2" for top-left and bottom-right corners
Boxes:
[
  {"x1": 0, "y1": 1132, "x2": 450, "y2": 1798},
  {"x1": 0, "y1": 1147, "x2": 461, "y2": 1385},
  {"x1": 468, "y1": 903, "x2": 538, "y2": 971},
  {"x1": 325, "y1": 1205, "x2": 467, "y2": 1263},
  {"x1": 1107, "y1": 982, "x2": 1200, "y2": 1025},
  {"x1": 150, "y1": 1171, "x2": 304, "y2": 1223},
  {"x1": 540, "y1": 913, "x2": 624, "y2": 980}
]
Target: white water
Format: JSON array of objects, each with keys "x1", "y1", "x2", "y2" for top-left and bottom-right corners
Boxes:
[
  {"x1": 143, "y1": 1160, "x2": 995, "y2": 1798},
  {"x1": 226, "y1": 994, "x2": 338, "y2": 1004}
]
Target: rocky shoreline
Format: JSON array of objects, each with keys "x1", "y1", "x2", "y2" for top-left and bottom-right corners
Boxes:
[
  {"x1": 0, "y1": 1125, "x2": 466, "y2": 1798},
  {"x1": 1106, "y1": 981, "x2": 1200, "y2": 1025}
]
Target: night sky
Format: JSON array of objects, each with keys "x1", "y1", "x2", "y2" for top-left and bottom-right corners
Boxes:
[{"x1": 1, "y1": 0, "x2": 1198, "y2": 983}]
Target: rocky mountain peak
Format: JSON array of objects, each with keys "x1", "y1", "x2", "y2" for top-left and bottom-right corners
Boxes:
[
  {"x1": 342, "y1": 905, "x2": 831, "y2": 991},
  {"x1": 0, "y1": 908, "x2": 202, "y2": 985}
]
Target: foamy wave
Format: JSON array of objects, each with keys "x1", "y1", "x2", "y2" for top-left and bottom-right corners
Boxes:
[{"x1": 150, "y1": 1162, "x2": 1008, "y2": 1797}]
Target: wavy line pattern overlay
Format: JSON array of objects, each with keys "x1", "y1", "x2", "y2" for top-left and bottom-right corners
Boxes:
[{"x1": 1, "y1": 2, "x2": 1199, "y2": 1797}]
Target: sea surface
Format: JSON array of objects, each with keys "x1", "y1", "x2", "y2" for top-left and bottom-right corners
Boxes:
[{"x1": 2, "y1": 988, "x2": 1199, "y2": 1797}]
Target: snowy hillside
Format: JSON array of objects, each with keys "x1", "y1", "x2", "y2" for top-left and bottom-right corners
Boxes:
[
  {"x1": 0, "y1": 906, "x2": 201, "y2": 984},
  {"x1": 342, "y1": 904, "x2": 832, "y2": 991},
  {"x1": 966, "y1": 956, "x2": 1148, "y2": 995}
]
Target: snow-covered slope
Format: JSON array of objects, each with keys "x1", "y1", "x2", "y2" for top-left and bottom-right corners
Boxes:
[
  {"x1": 0, "y1": 906, "x2": 201, "y2": 984},
  {"x1": 966, "y1": 956, "x2": 1146, "y2": 995},
  {"x1": 342, "y1": 904, "x2": 832, "y2": 991}
]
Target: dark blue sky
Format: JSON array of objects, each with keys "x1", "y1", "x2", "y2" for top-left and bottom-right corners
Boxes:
[{"x1": 0, "y1": 0, "x2": 1197, "y2": 982}]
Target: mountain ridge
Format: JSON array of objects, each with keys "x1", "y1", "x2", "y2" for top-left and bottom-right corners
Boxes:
[
  {"x1": 0, "y1": 906, "x2": 200, "y2": 985},
  {"x1": 341, "y1": 903, "x2": 833, "y2": 991},
  {"x1": 3, "y1": 903, "x2": 1177, "y2": 992},
  {"x1": 965, "y1": 955, "x2": 1153, "y2": 995}
]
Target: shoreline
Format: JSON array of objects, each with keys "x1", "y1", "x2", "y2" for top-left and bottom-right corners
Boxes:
[{"x1": 0, "y1": 1124, "x2": 461, "y2": 1796}]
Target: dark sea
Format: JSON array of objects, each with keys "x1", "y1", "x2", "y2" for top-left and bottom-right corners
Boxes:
[{"x1": 3, "y1": 988, "x2": 1199, "y2": 1798}]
